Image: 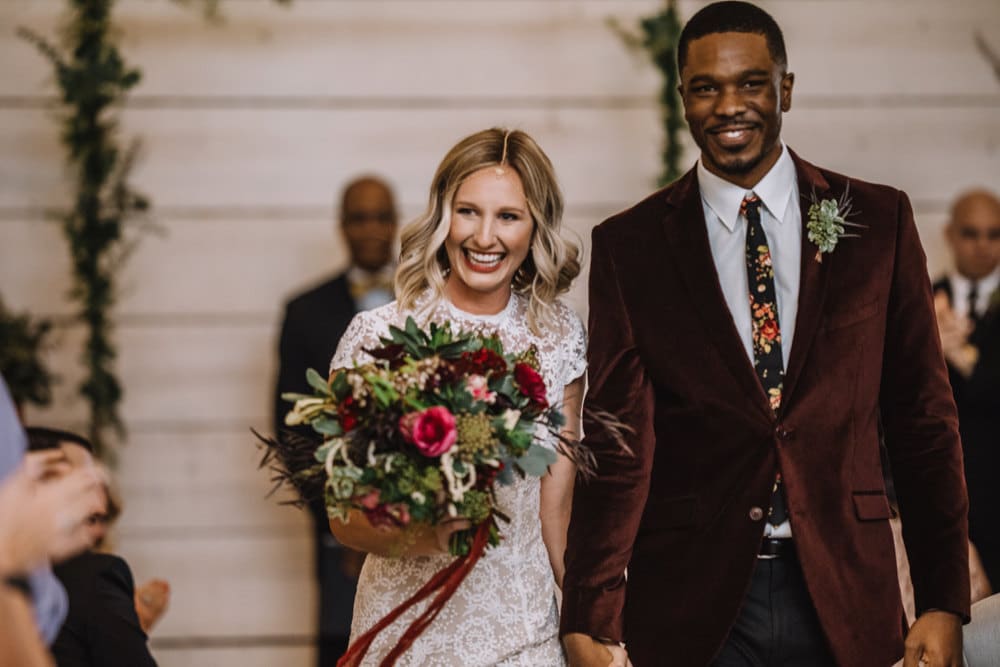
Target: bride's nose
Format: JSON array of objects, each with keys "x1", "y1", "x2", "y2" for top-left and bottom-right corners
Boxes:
[{"x1": 472, "y1": 217, "x2": 496, "y2": 247}]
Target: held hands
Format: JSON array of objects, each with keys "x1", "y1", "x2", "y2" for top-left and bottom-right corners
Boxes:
[
  {"x1": 902, "y1": 610, "x2": 963, "y2": 667},
  {"x1": 563, "y1": 633, "x2": 632, "y2": 667}
]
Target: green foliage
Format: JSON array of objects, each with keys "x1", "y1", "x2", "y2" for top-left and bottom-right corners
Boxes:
[
  {"x1": 611, "y1": 1, "x2": 685, "y2": 186},
  {"x1": 19, "y1": 0, "x2": 151, "y2": 459},
  {"x1": 0, "y1": 298, "x2": 55, "y2": 408}
]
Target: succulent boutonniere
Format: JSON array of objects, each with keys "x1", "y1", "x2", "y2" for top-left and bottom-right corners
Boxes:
[{"x1": 805, "y1": 183, "x2": 865, "y2": 263}]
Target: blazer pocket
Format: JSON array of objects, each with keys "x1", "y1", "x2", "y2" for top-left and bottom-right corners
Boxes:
[
  {"x1": 852, "y1": 490, "x2": 892, "y2": 521},
  {"x1": 824, "y1": 298, "x2": 880, "y2": 332}
]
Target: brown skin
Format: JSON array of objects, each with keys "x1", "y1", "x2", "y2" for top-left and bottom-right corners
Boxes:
[
  {"x1": 679, "y1": 32, "x2": 793, "y2": 190},
  {"x1": 944, "y1": 190, "x2": 1000, "y2": 281},
  {"x1": 339, "y1": 177, "x2": 398, "y2": 272}
]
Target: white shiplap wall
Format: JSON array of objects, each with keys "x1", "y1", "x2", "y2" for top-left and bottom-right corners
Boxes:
[{"x1": 1, "y1": 1, "x2": 998, "y2": 664}]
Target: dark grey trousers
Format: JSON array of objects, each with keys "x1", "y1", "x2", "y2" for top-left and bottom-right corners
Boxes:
[{"x1": 711, "y1": 553, "x2": 837, "y2": 667}]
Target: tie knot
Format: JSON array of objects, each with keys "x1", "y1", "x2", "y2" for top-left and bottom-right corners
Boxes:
[{"x1": 740, "y1": 194, "x2": 761, "y2": 218}]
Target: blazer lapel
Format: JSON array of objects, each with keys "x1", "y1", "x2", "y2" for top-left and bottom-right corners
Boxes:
[
  {"x1": 662, "y1": 169, "x2": 773, "y2": 421},
  {"x1": 781, "y1": 151, "x2": 833, "y2": 406}
]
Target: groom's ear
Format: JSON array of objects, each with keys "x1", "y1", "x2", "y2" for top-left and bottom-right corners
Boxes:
[{"x1": 780, "y1": 72, "x2": 794, "y2": 112}]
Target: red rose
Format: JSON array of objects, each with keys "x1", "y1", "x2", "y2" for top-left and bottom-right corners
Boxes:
[
  {"x1": 398, "y1": 406, "x2": 457, "y2": 457},
  {"x1": 461, "y1": 348, "x2": 508, "y2": 375},
  {"x1": 338, "y1": 396, "x2": 358, "y2": 432},
  {"x1": 760, "y1": 320, "x2": 780, "y2": 342},
  {"x1": 514, "y1": 363, "x2": 548, "y2": 408}
]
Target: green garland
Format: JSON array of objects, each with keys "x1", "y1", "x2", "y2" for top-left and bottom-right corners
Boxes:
[
  {"x1": 611, "y1": 0, "x2": 685, "y2": 186},
  {"x1": 0, "y1": 298, "x2": 54, "y2": 410},
  {"x1": 20, "y1": 0, "x2": 149, "y2": 459}
]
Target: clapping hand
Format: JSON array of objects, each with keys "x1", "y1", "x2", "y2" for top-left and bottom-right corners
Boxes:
[
  {"x1": 134, "y1": 578, "x2": 171, "y2": 633},
  {"x1": 934, "y1": 293, "x2": 977, "y2": 377},
  {"x1": 0, "y1": 463, "x2": 103, "y2": 574}
]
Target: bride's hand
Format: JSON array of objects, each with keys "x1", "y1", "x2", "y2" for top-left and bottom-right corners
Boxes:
[
  {"x1": 411, "y1": 517, "x2": 472, "y2": 555},
  {"x1": 606, "y1": 643, "x2": 632, "y2": 667}
]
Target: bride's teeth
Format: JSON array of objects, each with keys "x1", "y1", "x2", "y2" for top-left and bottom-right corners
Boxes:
[{"x1": 468, "y1": 251, "x2": 503, "y2": 264}]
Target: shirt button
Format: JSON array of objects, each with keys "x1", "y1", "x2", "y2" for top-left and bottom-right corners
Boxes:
[{"x1": 749, "y1": 507, "x2": 764, "y2": 521}]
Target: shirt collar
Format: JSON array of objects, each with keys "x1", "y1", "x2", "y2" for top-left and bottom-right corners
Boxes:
[
  {"x1": 951, "y1": 266, "x2": 1000, "y2": 295},
  {"x1": 697, "y1": 143, "x2": 797, "y2": 232},
  {"x1": 347, "y1": 263, "x2": 395, "y2": 286}
]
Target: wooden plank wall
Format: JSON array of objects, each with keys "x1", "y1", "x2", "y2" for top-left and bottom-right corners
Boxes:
[{"x1": 1, "y1": 1, "x2": 998, "y2": 664}]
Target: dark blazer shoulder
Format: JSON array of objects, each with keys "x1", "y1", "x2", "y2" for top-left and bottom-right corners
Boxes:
[{"x1": 284, "y1": 273, "x2": 351, "y2": 313}]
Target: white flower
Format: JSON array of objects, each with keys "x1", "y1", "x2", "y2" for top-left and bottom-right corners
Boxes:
[
  {"x1": 501, "y1": 409, "x2": 521, "y2": 431},
  {"x1": 411, "y1": 491, "x2": 426, "y2": 504},
  {"x1": 285, "y1": 397, "x2": 326, "y2": 426}
]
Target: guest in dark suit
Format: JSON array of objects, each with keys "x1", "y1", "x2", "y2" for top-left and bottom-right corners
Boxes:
[
  {"x1": 274, "y1": 175, "x2": 398, "y2": 665},
  {"x1": 933, "y1": 189, "x2": 1000, "y2": 593},
  {"x1": 561, "y1": 4, "x2": 969, "y2": 666},
  {"x1": 25, "y1": 427, "x2": 156, "y2": 667}
]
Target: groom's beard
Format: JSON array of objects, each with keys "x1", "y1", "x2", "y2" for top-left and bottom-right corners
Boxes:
[{"x1": 702, "y1": 134, "x2": 781, "y2": 181}]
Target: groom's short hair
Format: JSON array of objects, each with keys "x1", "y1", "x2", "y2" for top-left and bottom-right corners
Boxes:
[{"x1": 678, "y1": 1, "x2": 788, "y2": 74}]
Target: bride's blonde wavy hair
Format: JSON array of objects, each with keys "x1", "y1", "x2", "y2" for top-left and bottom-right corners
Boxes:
[{"x1": 396, "y1": 127, "x2": 580, "y2": 335}]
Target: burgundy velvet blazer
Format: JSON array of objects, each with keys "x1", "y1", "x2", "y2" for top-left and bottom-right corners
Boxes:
[{"x1": 561, "y1": 152, "x2": 970, "y2": 667}]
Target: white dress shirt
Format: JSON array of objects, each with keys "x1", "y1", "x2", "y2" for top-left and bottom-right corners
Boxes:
[
  {"x1": 948, "y1": 268, "x2": 1000, "y2": 320},
  {"x1": 698, "y1": 144, "x2": 801, "y2": 538}
]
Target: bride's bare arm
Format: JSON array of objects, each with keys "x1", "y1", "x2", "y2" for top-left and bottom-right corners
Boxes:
[
  {"x1": 540, "y1": 376, "x2": 584, "y2": 589},
  {"x1": 329, "y1": 511, "x2": 470, "y2": 558}
]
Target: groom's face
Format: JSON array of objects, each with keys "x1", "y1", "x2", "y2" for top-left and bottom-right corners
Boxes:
[{"x1": 680, "y1": 31, "x2": 793, "y2": 189}]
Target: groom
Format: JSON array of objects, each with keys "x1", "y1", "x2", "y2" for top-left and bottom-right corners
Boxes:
[{"x1": 562, "y1": 3, "x2": 970, "y2": 666}]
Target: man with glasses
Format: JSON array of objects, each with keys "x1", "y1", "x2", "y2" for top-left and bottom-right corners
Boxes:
[{"x1": 934, "y1": 188, "x2": 1000, "y2": 594}]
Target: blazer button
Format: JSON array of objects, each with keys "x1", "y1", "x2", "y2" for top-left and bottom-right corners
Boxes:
[
  {"x1": 775, "y1": 424, "x2": 792, "y2": 439},
  {"x1": 749, "y1": 506, "x2": 764, "y2": 521}
]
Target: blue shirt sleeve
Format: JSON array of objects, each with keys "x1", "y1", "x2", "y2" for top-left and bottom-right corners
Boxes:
[{"x1": 0, "y1": 375, "x2": 69, "y2": 643}]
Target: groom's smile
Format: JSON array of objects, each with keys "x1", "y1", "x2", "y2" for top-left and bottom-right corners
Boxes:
[{"x1": 679, "y1": 31, "x2": 794, "y2": 189}]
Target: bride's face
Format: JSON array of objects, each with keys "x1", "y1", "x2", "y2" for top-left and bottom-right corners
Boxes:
[{"x1": 443, "y1": 166, "x2": 534, "y2": 313}]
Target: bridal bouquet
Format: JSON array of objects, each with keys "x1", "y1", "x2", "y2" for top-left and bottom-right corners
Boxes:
[
  {"x1": 277, "y1": 317, "x2": 587, "y2": 556},
  {"x1": 259, "y1": 317, "x2": 604, "y2": 666}
]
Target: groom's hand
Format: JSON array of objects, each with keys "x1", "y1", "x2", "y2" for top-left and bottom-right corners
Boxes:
[
  {"x1": 563, "y1": 633, "x2": 629, "y2": 667},
  {"x1": 902, "y1": 610, "x2": 963, "y2": 667}
]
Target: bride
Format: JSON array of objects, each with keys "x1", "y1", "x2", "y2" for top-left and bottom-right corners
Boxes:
[{"x1": 327, "y1": 128, "x2": 621, "y2": 666}]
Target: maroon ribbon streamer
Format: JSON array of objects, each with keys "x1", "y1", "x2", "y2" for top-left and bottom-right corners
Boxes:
[{"x1": 337, "y1": 521, "x2": 492, "y2": 667}]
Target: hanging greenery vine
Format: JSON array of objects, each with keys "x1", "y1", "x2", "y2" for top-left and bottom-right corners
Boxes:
[
  {"x1": 19, "y1": 0, "x2": 150, "y2": 459},
  {"x1": 0, "y1": 298, "x2": 55, "y2": 413},
  {"x1": 610, "y1": 0, "x2": 685, "y2": 186}
]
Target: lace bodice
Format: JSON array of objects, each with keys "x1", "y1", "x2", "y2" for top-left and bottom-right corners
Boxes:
[{"x1": 331, "y1": 290, "x2": 586, "y2": 666}]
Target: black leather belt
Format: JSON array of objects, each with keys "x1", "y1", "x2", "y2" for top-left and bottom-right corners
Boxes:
[{"x1": 758, "y1": 538, "x2": 795, "y2": 558}]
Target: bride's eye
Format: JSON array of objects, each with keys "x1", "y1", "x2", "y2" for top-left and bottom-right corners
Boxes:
[{"x1": 455, "y1": 207, "x2": 477, "y2": 216}]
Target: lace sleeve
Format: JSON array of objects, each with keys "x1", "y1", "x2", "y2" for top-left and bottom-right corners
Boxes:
[
  {"x1": 558, "y1": 303, "x2": 588, "y2": 387},
  {"x1": 329, "y1": 309, "x2": 386, "y2": 373}
]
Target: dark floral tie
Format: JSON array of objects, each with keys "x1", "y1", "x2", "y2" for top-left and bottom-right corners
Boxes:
[{"x1": 742, "y1": 194, "x2": 789, "y2": 526}]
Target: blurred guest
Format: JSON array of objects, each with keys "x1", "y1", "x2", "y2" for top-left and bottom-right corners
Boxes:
[
  {"x1": 274, "y1": 175, "x2": 398, "y2": 663},
  {"x1": 0, "y1": 375, "x2": 82, "y2": 645},
  {"x1": 0, "y1": 457, "x2": 101, "y2": 667},
  {"x1": 26, "y1": 427, "x2": 157, "y2": 667},
  {"x1": 933, "y1": 188, "x2": 1000, "y2": 591},
  {"x1": 89, "y1": 462, "x2": 171, "y2": 634}
]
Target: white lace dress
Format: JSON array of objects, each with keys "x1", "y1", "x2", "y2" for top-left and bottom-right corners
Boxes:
[{"x1": 329, "y1": 291, "x2": 586, "y2": 666}]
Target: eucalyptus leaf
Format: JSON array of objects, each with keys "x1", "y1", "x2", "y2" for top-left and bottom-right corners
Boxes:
[
  {"x1": 516, "y1": 444, "x2": 557, "y2": 477},
  {"x1": 306, "y1": 368, "x2": 331, "y2": 395},
  {"x1": 313, "y1": 417, "x2": 343, "y2": 437}
]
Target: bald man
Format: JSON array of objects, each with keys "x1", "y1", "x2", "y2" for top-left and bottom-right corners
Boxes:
[
  {"x1": 274, "y1": 175, "x2": 398, "y2": 665},
  {"x1": 933, "y1": 189, "x2": 1000, "y2": 592}
]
